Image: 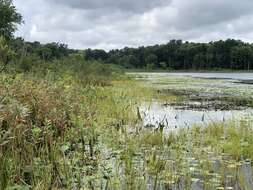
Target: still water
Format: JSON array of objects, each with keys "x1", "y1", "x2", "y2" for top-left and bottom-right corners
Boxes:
[
  {"x1": 140, "y1": 102, "x2": 252, "y2": 130},
  {"x1": 133, "y1": 72, "x2": 253, "y2": 128},
  {"x1": 136, "y1": 72, "x2": 253, "y2": 81}
]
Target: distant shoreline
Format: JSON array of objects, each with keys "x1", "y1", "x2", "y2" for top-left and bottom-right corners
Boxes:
[{"x1": 126, "y1": 69, "x2": 253, "y2": 73}]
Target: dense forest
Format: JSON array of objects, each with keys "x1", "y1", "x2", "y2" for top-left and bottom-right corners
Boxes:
[
  {"x1": 5, "y1": 38, "x2": 253, "y2": 71},
  {"x1": 85, "y1": 39, "x2": 253, "y2": 70}
]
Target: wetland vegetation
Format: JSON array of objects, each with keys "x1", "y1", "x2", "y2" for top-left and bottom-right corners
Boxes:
[
  {"x1": 1, "y1": 69, "x2": 253, "y2": 190},
  {"x1": 1, "y1": 0, "x2": 253, "y2": 189}
]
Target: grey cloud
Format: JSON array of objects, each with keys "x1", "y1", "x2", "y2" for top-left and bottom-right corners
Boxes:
[
  {"x1": 13, "y1": 0, "x2": 253, "y2": 50},
  {"x1": 49, "y1": 0, "x2": 169, "y2": 13},
  {"x1": 172, "y1": 0, "x2": 253, "y2": 30}
]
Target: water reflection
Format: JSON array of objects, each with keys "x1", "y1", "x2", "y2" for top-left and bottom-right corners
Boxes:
[{"x1": 140, "y1": 102, "x2": 252, "y2": 130}]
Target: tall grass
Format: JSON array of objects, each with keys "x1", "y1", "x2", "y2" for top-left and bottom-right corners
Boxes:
[{"x1": 1, "y1": 53, "x2": 253, "y2": 189}]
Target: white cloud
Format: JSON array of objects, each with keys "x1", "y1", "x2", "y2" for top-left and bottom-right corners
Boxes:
[{"x1": 13, "y1": 0, "x2": 253, "y2": 50}]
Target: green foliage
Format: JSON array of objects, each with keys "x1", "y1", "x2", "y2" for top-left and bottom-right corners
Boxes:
[
  {"x1": 0, "y1": 2, "x2": 252, "y2": 189},
  {"x1": 8, "y1": 37, "x2": 253, "y2": 71},
  {"x1": 9, "y1": 38, "x2": 74, "y2": 61},
  {"x1": 86, "y1": 39, "x2": 253, "y2": 70},
  {"x1": 0, "y1": 67, "x2": 253, "y2": 189},
  {"x1": 0, "y1": 36, "x2": 14, "y2": 72},
  {"x1": 0, "y1": 0, "x2": 22, "y2": 40},
  {"x1": 0, "y1": 73, "x2": 138, "y2": 189}
]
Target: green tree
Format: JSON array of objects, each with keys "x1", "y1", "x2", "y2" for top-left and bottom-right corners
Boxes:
[
  {"x1": 231, "y1": 46, "x2": 253, "y2": 70},
  {"x1": 0, "y1": 36, "x2": 14, "y2": 71},
  {"x1": 0, "y1": 0, "x2": 22, "y2": 40},
  {"x1": 145, "y1": 54, "x2": 158, "y2": 68}
]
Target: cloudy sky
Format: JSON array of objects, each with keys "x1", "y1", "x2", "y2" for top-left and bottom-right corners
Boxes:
[{"x1": 13, "y1": 0, "x2": 253, "y2": 50}]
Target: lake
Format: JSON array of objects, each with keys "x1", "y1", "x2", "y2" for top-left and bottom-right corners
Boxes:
[
  {"x1": 130, "y1": 72, "x2": 253, "y2": 128},
  {"x1": 135, "y1": 72, "x2": 253, "y2": 81}
]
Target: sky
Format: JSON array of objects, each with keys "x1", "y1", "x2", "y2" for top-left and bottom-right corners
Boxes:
[{"x1": 13, "y1": 0, "x2": 253, "y2": 50}]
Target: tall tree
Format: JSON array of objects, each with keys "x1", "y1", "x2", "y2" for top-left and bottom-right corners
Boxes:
[{"x1": 0, "y1": 0, "x2": 23, "y2": 40}]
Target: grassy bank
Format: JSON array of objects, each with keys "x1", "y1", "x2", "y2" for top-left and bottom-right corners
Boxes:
[
  {"x1": 0, "y1": 70, "x2": 154, "y2": 189},
  {"x1": 0, "y1": 65, "x2": 253, "y2": 189}
]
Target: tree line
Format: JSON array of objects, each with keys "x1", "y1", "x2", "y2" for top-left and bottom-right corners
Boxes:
[
  {"x1": 1, "y1": 0, "x2": 253, "y2": 71},
  {"x1": 10, "y1": 37, "x2": 76, "y2": 61},
  {"x1": 9, "y1": 38, "x2": 253, "y2": 71},
  {"x1": 85, "y1": 39, "x2": 253, "y2": 70}
]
